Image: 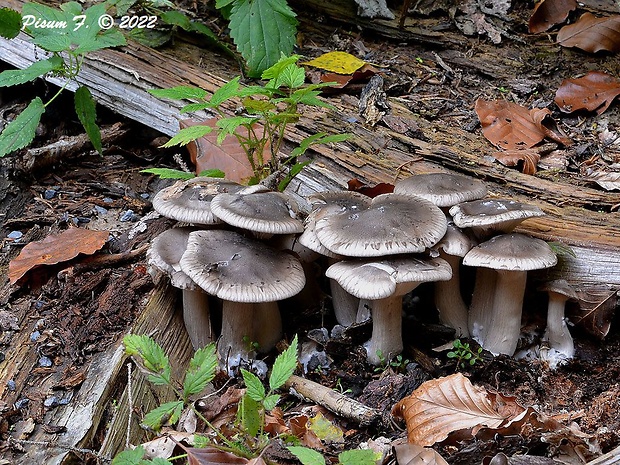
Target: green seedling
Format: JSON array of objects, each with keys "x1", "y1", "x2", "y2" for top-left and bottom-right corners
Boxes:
[
  {"x1": 374, "y1": 350, "x2": 411, "y2": 374},
  {"x1": 446, "y1": 339, "x2": 483, "y2": 370}
]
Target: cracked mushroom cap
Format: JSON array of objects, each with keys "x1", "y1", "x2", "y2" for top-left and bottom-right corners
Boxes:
[
  {"x1": 394, "y1": 173, "x2": 487, "y2": 207},
  {"x1": 147, "y1": 227, "x2": 197, "y2": 290},
  {"x1": 448, "y1": 199, "x2": 545, "y2": 235},
  {"x1": 314, "y1": 193, "x2": 448, "y2": 257},
  {"x1": 152, "y1": 177, "x2": 244, "y2": 225},
  {"x1": 326, "y1": 256, "x2": 452, "y2": 300},
  {"x1": 463, "y1": 233, "x2": 557, "y2": 271},
  {"x1": 210, "y1": 190, "x2": 304, "y2": 235},
  {"x1": 179, "y1": 230, "x2": 305, "y2": 303}
]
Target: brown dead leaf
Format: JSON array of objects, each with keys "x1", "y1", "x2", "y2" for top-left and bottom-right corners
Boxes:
[
  {"x1": 180, "y1": 119, "x2": 271, "y2": 184},
  {"x1": 585, "y1": 170, "x2": 620, "y2": 190},
  {"x1": 347, "y1": 178, "x2": 395, "y2": 197},
  {"x1": 320, "y1": 64, "x2": 379, "y2": 89},
  {"x1": 529, "y1": 0, "x2": 577, "y2": 33},
  {"x1": 491, "y1": 149, "x2": 541, "y2": 174},
  {"x1": 572, "y1": 286, "x2": 618, "y2": 339},
  {"x1": 475, "y1": 99, "x2": 570, "y2": 150},
  {"x1": 8, "y1": 228, "x2": 109, "y2": 284},
  {"x1": 555, "y1": 71, "x2": 620, "y2": 115},
  {"x1": 393, "y1": 443, "x2": 449, "y2": 465},
  {"x1": 557, "y1": 13, "x2": 620, "y2": 53},
  {"x1": 392, "y1": 373, "x2": 518, "y2": 446}
]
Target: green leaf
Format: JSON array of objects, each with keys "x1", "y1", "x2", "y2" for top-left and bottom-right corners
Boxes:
[
  {"x1": 274, "y1": 63, "x2": 305, "y2": 89},
  {"x1": 198, "y1": 168, "x2": 226, "y2": 178},
  {"x1": 0, "y1": 56, "x2": 64, "y2": 88},
  {"x1": 0, "y1": 8, "x2": 22, "y2": 39},
  {"x1": 228, "y1": 0, "x2": 298, "y2": 77},
  {"x1": 269, "y1": 335, "x2": 297, "y2": 391},
  {"x1": 263, "y1": 393, "x2": 280, "y2": 411},
  {"x1": 188, "y1": 20, "x2": 219, "y2": 43},
  {"x1": 183, "y1": 343, "x2": 218, "y2": 400},
  {"x1": 209, "y1": 76, "x2": 241, "y2": 107},
  {"x1": 123, "y1": 334, "x2": 171, "y2": 386},
  {"x1": 215, "y1": 116, "x2": 258, "y2": 140},
  {"x1": 291, "y1": 89, "x2": 334, "y2": 108},
  {"x1": 278, "y1": 160, "x2": 310, "y2": 192},
  {"x1": 160, "y1": 10, "x2": 192, "y2": 30},
  {"x1": 0, "y1": 97, "x2": 45, "y2": 157},
  {"x1": 262, "y1": 54, "x2": 300, "y2": 81},
  {"x1": 140, "y1": 168, "x2": 196, "y2": 180},
  {"x1": 291, "y1": 132, "x2": 350, "y2": 158},
  {"x1": 111, "y1": 445, "x2": 145, "y2": 465},
  {"x1": 179, "y1": 103, "x2": 215, "y2": 114},
  {"x1": 74, "y1": 86, "x2": 102, "y2": 154},
  {"x1": 161, "y1": 125, "x2": 214, "y2": 147},
  {"x1": 107, "y1": 0, "x2": 138, "y2": 17},
  {"x1": 242, "y1": 97, "x2": 276, "y2": 113},
  {"x1": 149, "y1": 86, "x2": 208, "y2": 101},
  {"x1": 128, "y1": 28, "x2": 171, "y2": 48},
  {"x1": 241, "y1": 368, "x2": 266, "y2": 402},
  {"x1": 215, "y1": 0, "x2": 236, "y2": 8},
  {"x1": 142, "y1": 400, "x2": 184, "y2": 431},
  {"x1": 547, "y1": 241, "x2": 576, "y2": 258},
  {"x1": 338, "y1": 449, "x2": 382, "y2": 465},
  {"x1": 239, "y1": 393, "x2": 261, "y2": 436},
  {"x1": 287, "y1": 446, "x2": 325, "y2": 465}
]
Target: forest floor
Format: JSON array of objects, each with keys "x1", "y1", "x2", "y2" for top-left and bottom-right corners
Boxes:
[{"x1": 1, "y1": 0, "x2": 620, "y2": 464}]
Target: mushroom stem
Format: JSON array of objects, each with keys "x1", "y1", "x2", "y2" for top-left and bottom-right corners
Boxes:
[
  {"x1": 483, "y1": 270, "x2": 527, "y2": 355},
  {"x1": 543, "y1": 294, "x2": 574, "y2": 358},
  {"x1": 435, "y1": 253, "x2": 470, "y2": 337},
  {"x1": 468, "y1": 267, "x2": 497, "y2": 345},
  {"x1": 182, "y1": 289, "x2": 213, "y2": 349},
  {"x1": 330, "y1": 279, "x2": 360, "y2": 326},
  {"x1": 219, "y1": 302, "x2": 256, "y2": 372},
  {"x1": 253, "y1": 302, "x2": 282, "y2": 353},
  {"x1": 364, "y1": 296, "x2": 403, "y2": 365}
]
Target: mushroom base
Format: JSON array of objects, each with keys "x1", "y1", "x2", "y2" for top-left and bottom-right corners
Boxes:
[{"x1": 182, "y1": 289, "x2": 213, "y2": 349}]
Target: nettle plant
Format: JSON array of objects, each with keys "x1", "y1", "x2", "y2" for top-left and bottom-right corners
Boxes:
[
  {"x1": 0, "y1": 3, "x2": 127, "y2": 157},
  {"x1": 149, "y1": 55, "x2": 350, "y2": 188}
]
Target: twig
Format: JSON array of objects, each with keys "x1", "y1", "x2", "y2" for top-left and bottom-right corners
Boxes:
[
  {"x1": 284, "y1": 375, "x2": 381, "y2": 427},
  {"x1": 126, "y1": 362, "x2": 133, "y2": 450}
]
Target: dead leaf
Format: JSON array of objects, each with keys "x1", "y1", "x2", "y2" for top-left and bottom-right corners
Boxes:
[
  {"x1": 180, "y1": 119, "x2": 271, "y2": 184},
  {"x1": 573, "y1": 286, "x2": 618, "y2": 339},
  {"x1": 308, "y1": 411, "x2": 344, "y2": 443},
  {"x1": 491, "y1": 149, "x2": 541, "y2": 174},
  {"x1": 393, "y1": 443, "x2": 449, "y2": 465},
  {"x1": 475, "y1": 99, "x2": 570, "y2": 150},
  {"x1": 347, "y1": 178, "x2": 395, "y2": 197},
  {"x1": 555, "y1": 71, "x2": 620, "y2": 115},
  {"x1": 171, "y1": 440, "x2": 249, "y2": 465},
  {"x1": 585, "y1": 170, "x2": 620, "y2": 190},
  {"x1": 557, "y1": 13, "x2": 620, "y2": 53},
  {"x1": 8, "y1": 228, "x2": 109, "y2": 284},
  {"x1": 392, "y1": 373, "x2": 519, "y2": 446},
  {"x1": 529, "y1": 0, "x2": 577, "y2": 33},
  {"x1": 302, "y1": 51, "x2": 367, "y2": 75},
  {"x1": 320, "y1": 64, "x2": 379, "y2": 90}
]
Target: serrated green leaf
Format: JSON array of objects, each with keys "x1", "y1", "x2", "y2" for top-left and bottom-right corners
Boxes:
[
  {"x1": 142, "y1": 400, "x2": 184, "y2": 431},
  {"x1": 123, "y1": 334, "x2": 171, "y2": 386},
  {"x1": 0, "y1": 56, "x2": 64, "y2": 88},
  {"x1": 146, "y1": 0, "x2": 175, "y2": 7},
  {"x1": 269, "y1": 335, "x2": 297, "y2": 391},
  {"x1": 262, "y1": 54, "x2": 300, "y2": 81},
  {"x1": 291, "y1": 89, "x2": 334, "y2": 108},
  {"x1": 278, "y1": 160, "x2": 310, "y2": 191},
  {"x1": 242, "y1": 97, "x2": 276, "y2": 113},
  {"x1": 228, "y1": 0, "x2": 298, "y2": 77},
  {"x1": 291, "y1": 132, "x2": 350, "y2": 157},
  {"x1": 215, "y1": 0, "x2": 236, "y2": 8},
  {"x1": 287, "y1": 446, "x2": 325, "y2": 465},
  {"x1": 209, "y1": 76, "x2": 241, "y2": 107},
  {"x1": 128, "y1": 28, "x2": 171, "y2": 48},
  {"x1": 241, "y1": 368, "x2": 266, "y2": 402},
  {"x1": 140, "y1": 168, "x2": 195, "y2": 179},
  {"x1": 150, "y1": 458, "x2": 172, "y2": 465},
  {"x1": 188, "y1": 20, "x2": 219, "y2": 43},
  {"x1": 338, "y1": 449, "x2": 382, "y2": 465},
  {"x1": 237, "y1": 85, "x2": 276, "y2": 98},
  {"x1": 263, "y1": 393, "x2": 280, "y2": 411},
  {"x1": 149, "y1": 86, "x2": 208, "y2": 101},
  {"x1": 183, "y1": 343, "x2": 218, "y2": 400},
  {"x1": 0, "y1": 97, "x2": 45, "y2": 157},
  {"x1": 111, "y1": 445, "x2": 145, "y2": 465},
  {"x1": 161, "y1": 125, "x2": 214, "y2": 147},
  {"x1": 197, "y1": 169, "x2": 226, "y2": 178},
  {"x1": 547, "y1": 241, "x2": 576, "y2": 258},
  {"x1": 160, "y1": 10, "x2": 192, "y2": 30},
  {"x1": 275, "y1": 63, "x2": 305, "y2": 89},
  {"x1": 180, "y1": 102, "x2": 214, "y2": 114},
  {"x1": 239, "y1": 393, "x2": 261, "y2": 436},
  {"x1": 0, "y1": 8, "x2": 22, "y2": 39},
  {"x1": 107, "y1": 0, "x2": 138, "y2": 17},
  {"x1": 74, "y1": 86, "x2": 102, "y2": 154},
  {"x1": 216, "y1": 116, "x2": 258, "y2": 137}
]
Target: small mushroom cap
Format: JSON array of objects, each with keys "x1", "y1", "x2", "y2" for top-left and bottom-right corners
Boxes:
[
  {"x1": 394, "y1": 173, "x2": 487, "y2": 207},
  {"x1": 307, "y1": 190, "x2": 372, "y2": 221},
  {"x1": 539, "y1": 279, "x2": 578, "y2": 300},
  {"x1": 179, "y1": 230, "x2": 305, "y2": 303},
  {"x1": 210, "y1": 191, "x2": 304, "y2": 234},
  {"x1": 147, "y1": 227, "x2": 197, "y2": 290},
  {"x1": 326, "y1": 256, "x2": 452, "y2": 300},
  {"x1": 435, "y1": 223, "x2": 473, "y2": 257},
  {"x1": 314, "y1": 193, "x2": 448, "y2": 257},
  {"x1": 463, "y1": 233, "x2": 557, "y2": 271},
  {"x1": 298, "y1": 215, "x2": 343, "y2": 258},
  {"x1": 449, "y1": 199, "x2": 545, "y2": 230},
  {"x1": 152, "y1": 177, "x2": 244, "y2": 225}
]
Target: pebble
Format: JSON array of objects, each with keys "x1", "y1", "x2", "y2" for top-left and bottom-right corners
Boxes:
[
  {"x1": 44, "y1": 189, "x2": 57, "y2": 200},
  {"x1": 7, "y1": 231, "x2": 23, "y2": 240},
  {"x1": 38, "y1": 356, "x2": 53, "y2": 367},
  {"x1": 93, "y1": 205, "x2": 108, "y2": 215},
  {"x1": 6, "y1": 380, "x2": 16, "y2": 391},
  {"x1": 30, "y1": 330, "x2": 41, "y2": 342},
  {"x1": 120, "y1": 210, "x2": 139, "y2": 222},
  {"x1": 44, "y1": 396, "x2": 59, "y2": 408},
  {"x1": 103, "y1": 197, "x2": 114, "y2": 204},
  {"x1": 140, "y1": 193, "x2": 150, "y2": 199},
  {"x1": 14, "y1": 398, "x2": 29, "y2": 409}
]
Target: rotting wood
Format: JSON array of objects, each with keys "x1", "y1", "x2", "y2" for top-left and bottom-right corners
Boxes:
[{"x1": 586, "y1": 445, "x2": 620, "y2": 465}]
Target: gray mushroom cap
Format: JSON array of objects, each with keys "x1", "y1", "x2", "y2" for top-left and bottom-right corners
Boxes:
[
  {"x1": 449, "y1": 199, "x2": 545, "y2": 232},
  {"x1": 147, "y1": 227, "x2": 197, "y2": 289},
  {"x1": 314, "y1": 193, "x2": 448, "y2": 257},
  {"x1": 179, "y1": 230, "x2": 306, "y2": 302},
  {"x1": 152, "y1": 177, "x2": 244, "y2": 225},
  {"x1": 210, "y1": 191, "x2": 304, "y2": 234},
  {"x1": 463, "y1": 233, "x2": 557, "y2": 271},
  {"x1": 434, "y1": 223, "x2": 473, "y2": 257},
  {"x1": 394, "y1": 173, "x2": 487, "y2": 207},
  {"x1": 539, "y1": 279, "x2": 578, "y2": 300}
]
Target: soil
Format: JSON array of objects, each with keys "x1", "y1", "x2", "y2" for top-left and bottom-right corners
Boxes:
[{"x1": 1, "y1": 1, "x2": 620, "y2": 464}]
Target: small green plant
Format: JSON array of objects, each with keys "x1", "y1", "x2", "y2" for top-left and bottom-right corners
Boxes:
[
  {"x1": 0, "y1": 3, "x2": 127, "y2": 157},
  {"x1": 140, "y1": 167, "x2": 226, "y2": 180},
  {"x1": 446, "y1": 339, "x2": 483, "y2": 370},
  {"x1": 373, "y1": 350, "x2": 411, "y2": 374},
  {"x1": 288, "y1": 446, "x2": 380, "y2": 465},
  {"x1": 149, "y1": 54, "x2": 350, "y2": 187}
]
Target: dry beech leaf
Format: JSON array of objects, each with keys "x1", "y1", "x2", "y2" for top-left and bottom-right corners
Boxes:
[
  {"x1": 8, "y1": 228, "x2": 109, "y2": 284},
  {"x1": 529, "y1": 0, "x2": 577, "y2": 33},
  {"x1": 557, "y1": 13, "x2": 620, "y2": 53},
  {"x1": 320, "y1": 64, "x2": 378, "y2": 89},
  {"x1": 394, "y1": 443, "x2": 449, "y2": 465},
  {"x1": 573, "y1": 286, "x2": 618, "y2": 339},
  {"x1": 491, "y1": 149, "x2": 541, "y2": 174},
  {"x1": 585, "y1": 170, "x2": 620, "y2": 190},
  {"x1": 555, "y1": 71, "x2": 620, "y2": 115},
  {"x1": 475, "y1": 99, "x2": 570, "y2": 150},
  {"x1": 392, "y1": 373, "x2": 519, "y2": 446}
]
